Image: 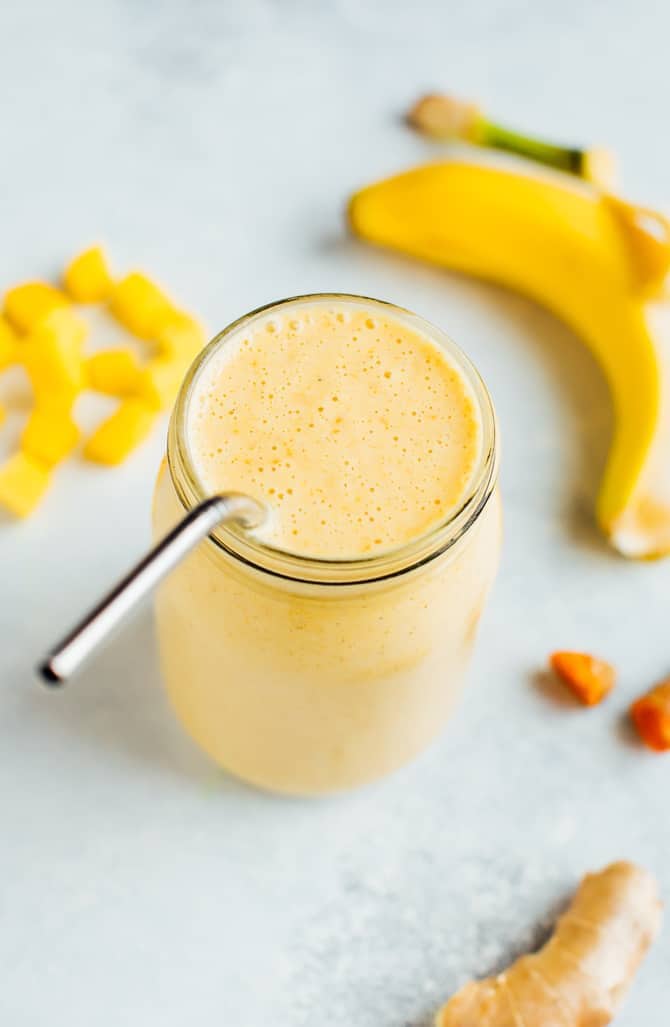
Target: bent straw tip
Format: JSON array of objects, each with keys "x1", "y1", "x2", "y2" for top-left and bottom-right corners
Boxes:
[{"x1": 36, "y1": 658, "x2": 64, "y2": 686}]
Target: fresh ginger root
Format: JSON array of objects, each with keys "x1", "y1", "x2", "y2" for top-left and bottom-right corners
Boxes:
[{"x1": 436, "y1": 862, "x2": 661, "y2": 1027}]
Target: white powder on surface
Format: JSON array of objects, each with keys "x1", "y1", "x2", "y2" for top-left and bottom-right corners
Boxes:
[{"x1": 280, "y1": 842, "x2": 571, "y2": 1027}]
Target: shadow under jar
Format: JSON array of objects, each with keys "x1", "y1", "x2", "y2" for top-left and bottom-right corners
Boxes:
[{"x1": 152, "y1": 294, "x2": 501, "y2": 795}]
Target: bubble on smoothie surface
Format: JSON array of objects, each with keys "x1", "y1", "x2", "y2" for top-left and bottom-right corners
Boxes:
[{"x1": 188, "y1": 304, "x2": 482, "y2": 558}]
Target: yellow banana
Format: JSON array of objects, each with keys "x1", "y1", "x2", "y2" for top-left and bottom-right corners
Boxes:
[{"x1": 348, "y1": 160, "x2": 670, "y2": 558}]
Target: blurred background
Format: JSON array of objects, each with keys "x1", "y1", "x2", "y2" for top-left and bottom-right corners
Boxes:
[{"x1": 1, "y1": 2, "x2": 669, "y2": 1025}]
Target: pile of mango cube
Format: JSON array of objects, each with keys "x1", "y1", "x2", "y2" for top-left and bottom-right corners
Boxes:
[{"x1": 0, "y1": 247, "x2": 205, "y2": 518}]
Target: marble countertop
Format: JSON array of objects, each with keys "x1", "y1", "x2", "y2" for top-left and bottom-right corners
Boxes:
[{"x1": 1, "y1": 1, "x2": 668, "y2": 1023}]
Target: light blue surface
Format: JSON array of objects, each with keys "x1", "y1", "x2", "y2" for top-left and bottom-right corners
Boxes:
[{"x1": 1, "y1": 2, "x2": 668, "y2": 1023}]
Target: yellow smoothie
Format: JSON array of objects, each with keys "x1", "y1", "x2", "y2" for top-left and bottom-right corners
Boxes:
[
  {"x1": 188, "y1": 305, "x2": 480, "y2": 557},
  {"x1": 153, "y1": 295, "x2": 501, "y2": 794}
]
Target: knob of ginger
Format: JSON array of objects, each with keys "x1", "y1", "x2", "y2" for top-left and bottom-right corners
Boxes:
[{"x1": 436, "y1": 861, "x2": 661, "y2": 1027}]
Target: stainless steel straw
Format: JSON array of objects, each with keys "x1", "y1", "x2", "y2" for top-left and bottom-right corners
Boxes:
[{"x1": 38, "y1": 492, "x2": 266, "y2": 686}]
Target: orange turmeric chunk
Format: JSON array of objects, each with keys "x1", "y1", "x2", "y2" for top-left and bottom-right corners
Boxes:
[
  {"x1": 630, "y1": 679, "x2": 670, "y2": 751},
  {"x1": 0, "y1": 452, "x2": 51, "y2": 517},
  {"x1": 63, "y1": 245, "x2": 113, "y2": 302},
  {"x1": 4, "y1": 282, "x2": 69, "y2": 333},
  {"x1": 550, "y1": 651, "x2": 616, "y2": 706},
  {"x1": 109, "y1": 272, "x2": 173, "y2": 339}
]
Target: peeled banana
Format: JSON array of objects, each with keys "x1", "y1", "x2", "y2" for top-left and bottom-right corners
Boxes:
[{"x1": 348, "y1": 160, "x2": 670, "y2": 558}]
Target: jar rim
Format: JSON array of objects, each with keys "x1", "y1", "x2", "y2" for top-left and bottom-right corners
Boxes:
[{"x1": 167, "y1": 293, "x2": 498, "y2": 585}]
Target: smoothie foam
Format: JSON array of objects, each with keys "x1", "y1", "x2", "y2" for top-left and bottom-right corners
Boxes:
[{"x1": 187, "y1": 303, "x2": 481, "y2": 557}]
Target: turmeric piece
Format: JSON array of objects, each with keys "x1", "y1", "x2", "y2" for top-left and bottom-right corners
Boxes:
[
  {"x1": 4, "y1": 282, "x2": 69, "y2": 334},
  {"x1": 630, "y1": 678, "x2": 670, "y2": 751},
  {"x1": 549, "y1": 651, "x2": 615, "y2": 706},
  {"x1": 109, "y1": 272, "x2": 173, "y2": 339},
  {"x1": 63, "y1": 245, "x2": 113, "y2": 302},
  {"x1": 437, "y1": 861, "x2": 661, "y2": 1027},
  {"x1": 0, "y1": 451, "x2": 52, "y2": 517}
]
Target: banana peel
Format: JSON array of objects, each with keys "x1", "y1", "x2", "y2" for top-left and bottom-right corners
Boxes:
[{"x1": 348, "y1": 160, "x2": 670, "y2": 558}]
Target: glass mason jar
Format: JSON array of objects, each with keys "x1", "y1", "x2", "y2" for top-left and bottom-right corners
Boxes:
[{"x1": 152, "y1": 295, "x2": 501, "y2": 795}]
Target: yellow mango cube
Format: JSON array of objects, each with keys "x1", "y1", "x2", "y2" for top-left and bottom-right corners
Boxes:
[
  {"x1": 84, "y1": 399, "x2": 157, "y2": 465},
  {"x1": 86, "y1": 348, "x2": 142, "y2": 396},
  {"x1": 21, "y1": 407, "x2": 80, "y2": 467},
  {"x1": 0, "y1": 317, "x2": 17, "y2": 369},
  {"x1": 35, "y1": 306, "x2": 88, "y2": 352},
  {"x1": 137, "y1": 356, "x2": 188, "y2": 411},
  {"x1": 4, "y1": 282, "x2": 69, "y2": 334},
  {"x1": 0, "y1": 452, "x2": 51, "y2": 517},
  {"x1": 21, "y1": 308, "x2": 87, "y2": 403},
  {"x1": 63, "y1": 245, "x2": 114, "y2": 302},
  {"x1": 156, "y1": 310, "x2": 206, "y2": 360},
  {"x1": 0, "y1": 402, "x2": 5, "y2": 426},
  {"x1": 109, "y1": 272, "x2": 173, "y2": 340}
]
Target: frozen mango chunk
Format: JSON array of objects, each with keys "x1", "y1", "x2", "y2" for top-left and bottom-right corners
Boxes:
[
  {"x1": 63, "y1": 245, "x2": 114, "y2": 302},
  {"x1": 0, "y1": 316, "x2": 17, "y2": 367},
  {"x1": 33, "y1": 306, "x2": 88, "y2": 352},
  {"x1": 21, "y1": 407, "x2": 80, "y2": 467},
  {"x1": 21, "y1": 308, "x2": 87, "y2": 403},
  {"x1": 86, "y1": 348, "x2": 142, "y2": 396},
  {"x1": 84, "y1": 399, "x2": 157, "y2": 465},
  {"x1": 4, "y1": 282, "x2": 69, "y2": 334},
  {"x1": 109, "y1": 272, "x2": 173, "y2": 339},
  {"x1": 0, "y1": 451, "x2": 51, "y2": 517},
  {"x1": 156, "y1": 309, "x2": 206, "y2": 360},
  {"x1": 137, "y1": 356, "x2": 188, "y2": 411}
]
